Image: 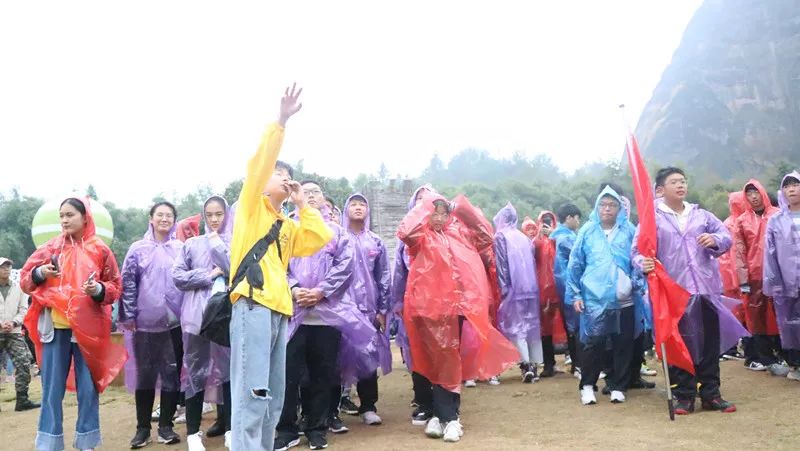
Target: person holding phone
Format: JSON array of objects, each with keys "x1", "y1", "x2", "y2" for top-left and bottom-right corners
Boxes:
[
  {"x1": 20, "y1": 197, "x2": 124, "y2": 451},
  {"x1": 534, "y1": 210, "x2": 564, "y2": 377}
]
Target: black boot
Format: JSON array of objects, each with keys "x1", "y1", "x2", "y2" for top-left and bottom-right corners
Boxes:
[{"x1": 15, "y1": 391, "x2": 41, "y2": 411}]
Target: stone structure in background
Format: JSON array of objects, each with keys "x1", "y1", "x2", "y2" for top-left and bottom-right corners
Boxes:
[{"x1": 362, "y1": 179, "x2": 416, "y2": 267}]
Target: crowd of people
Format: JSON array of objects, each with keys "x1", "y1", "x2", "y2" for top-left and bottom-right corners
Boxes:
[{"x1": 3, "y1": 85, "x2": 799, "y2": 451}]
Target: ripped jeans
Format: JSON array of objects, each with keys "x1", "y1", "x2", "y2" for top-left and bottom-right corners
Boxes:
[{"x1": 229, "y1": 299, "x2": 288, "y2": 451}]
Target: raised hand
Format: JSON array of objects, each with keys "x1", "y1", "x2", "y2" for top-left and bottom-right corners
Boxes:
[{"x1": 278, "y1": 83, "x2": 303, "y2": 127}]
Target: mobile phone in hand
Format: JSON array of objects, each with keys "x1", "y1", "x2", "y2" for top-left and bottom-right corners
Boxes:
[
  {"x1": 50, "y1": 255, "x2": 59, "y2": 272},
  {"x1": 86, "y1": 271, "x2": 96, "y2": 284}
]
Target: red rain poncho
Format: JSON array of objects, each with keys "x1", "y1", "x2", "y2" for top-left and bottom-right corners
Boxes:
[
  {"x1": 719, "y1": 192, "x2": 748, "y2": 322},
  {"x1": 21, "y1": 198, "x2": 126, "y2": 393},
  {"x1": 521, "y1": 216, "x2": 539, "y2": 240},
  {"x1": 398, "y1": 193, "x2": 518, "y2": 390},
  {"x1": 735, "y1": 179, "x2": 780, "y2": 335},
  {"x1": 176, "y1": 214, "x2": 201, "y2": 242},
  {"x1": 533, "y1": 211, "x2": 567, "y2": 343}
]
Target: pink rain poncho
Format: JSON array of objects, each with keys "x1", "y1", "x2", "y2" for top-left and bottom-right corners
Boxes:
[
  {"x1": 390, "y1": 185, "x2": 434, "y2": 370},
  {"x1": 763, "y1": 171, "x2": 800, "y2": 351},
  {"x1": 632, "y1": 199, "x2": 749, "y2": 362},
  {"x1": 492, "y1": 202, "x2": 541, "y2": 342},
  {"x1": 735, "y1": 179, "x2": 781, "y2": 335},
  {"x1": 119, "y1": 220, "x2": 184, "y2": 392},
  {"x1": 340, "y1": 194, "x2": 393, "y2": 378},
  {"x1": 287, "y1": 209, "x2": 378, "y2": 385},
  {"x1": 398, "y1": 193, "x2": 519, "y2": 390},
  {"x1": 172, "y1": 196, "x2": 233, "y2": 402}
]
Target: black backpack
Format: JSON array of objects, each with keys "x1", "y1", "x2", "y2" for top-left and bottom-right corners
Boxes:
[{"x1": 200, "y1": 220, "x2": 283, "y2": 346}]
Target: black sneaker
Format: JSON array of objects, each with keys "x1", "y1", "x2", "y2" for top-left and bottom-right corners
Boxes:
[
  {"x1": 157, "y1": 426, "x2": 181, "y2": 445},
  {"x1": 674, "y1": 398, "x2": 695, "y2": 415},
  {"x1": 701, "y1": 397, "x2": 737, "y2": 413},
  {"x1": 339, "y1": 396, "x2": 359, "y2": 416},
  {"x1": 206, "y1": 419, "x2": 225, "y2": 438},
  {"x1": 274, "y1": 434, "x2": 301, "y2": 451},
  {"x1": 328, "y1": 415, "x2": 349, "y2": 434},
  {"x1": 540, "y1": 365, "x2": 556, "y2": 378},
  {"x1": 130, "y1": 428, "x2": 151, "y2": 449},
  {"x1": 307, "y1": 432, "x2": 328, "y2": 450},
  {"x1": 411, "y1": 406, "x2": 433, "y2": 426},
  {"x1": 601, "y1": 385, "x2": 612, "y2": 396},
  {"x1": 629, "y1": 378, "x2": 656, "y2": 389}
]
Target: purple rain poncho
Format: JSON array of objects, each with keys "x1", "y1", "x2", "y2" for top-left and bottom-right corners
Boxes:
[
  {"x1": 763, "y1": 171, "x2": 800, "y2": 350},
  {"x1": 172, "y1": 196, "x2": 233, "y2": 402},
  {"x1": 390, "y1": 184, "x2": 435, "y2": 370},
  {"x1": 633, "y1": 199, "x2": 749, "y2": 362},
  {"x1": 341, "y1": 194, "x2": 393, "y2": 378},
  {"x1": 492, "y1": 202, "x2": 541, "y2": 342},
  {"x1": 287, "y1": 209, "x2": 378, "y2": 386},
  {"x1": 119, "y1": 221, "x2": 184, "y2": 392}
]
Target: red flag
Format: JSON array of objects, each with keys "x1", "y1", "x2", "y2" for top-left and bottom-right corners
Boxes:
[{"x1": 625, "y1": 134, "x2": 695, "y2": 375}]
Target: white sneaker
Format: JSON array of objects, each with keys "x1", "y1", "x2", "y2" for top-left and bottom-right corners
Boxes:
[
  {"x1": 488, "y1": 376, "x2": 500, "y2": 386},
  {"x1": 580, "y1": 386, "x2": 596, "y2": 405},
  {"x1": 464, "y1": 379, "x2": 477, "y2": 388},
  {"x1": 787, "y1": 369, "x2": 800, "y2": 381},
  {"x1": 599, "y1": 371, "x2": 607, "y2": 379},
  {"x1": 202, "y1": 402, "x2": 214, "y2": 415},
  {"x1": 224, "y1": 431, "x2": 232, "y2": 449},
  {"x1": 361, "y1": 411, "x2": 382, "y2": 425},
  {"x1": 442, "y1": 420, "x2": 464, "y2": 443},
  {"x1": 768, "y1": 363, "x2": 791, "y2": 377},
  {"x1": 151, "y1": 405, "x2": 161, "y2": 421},
  {"x1": 640, "y1": 365, "x2": 657, "y2": 376},
  {"x1": 187, "y1": 432, "x2": 205, "y2": 451},
  {"x1": 425, "y1": 417, "x2": 444, "y2": 438},
  {"x1": 564, "y1": 355, "x2": 572, "y2": 366},
  {"x1": 173, "y1": 406, "x2": 187, "y2": 424},
  {"x1": 610, "y1": 390, "x2": 626, "y2": 403},
  {"x1": 746, "y1": 362, "x2": 767, "y2": 371},
  {"x1": 573, "y1": 369, "x2": 582, "y2": 380}
]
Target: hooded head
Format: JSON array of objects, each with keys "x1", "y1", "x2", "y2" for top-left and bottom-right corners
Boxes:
[
  {"x1": 408, "y1": 184, "x2": 435, "y2": 212},
  {"x1": 176, "y1": 215, "x2": 201, "y2": 242},
  {"x1": 536, "y1": 210, "x2": 557, "y2": 230},
  {"x1": 779, "y1": 170, "x2": 800, "y2": 211},
  {"x1": 58, "y1": 197, "x2": 96, "y2": 242},
  {"x1": 493, "y1": 202, "x2": 518, "y2": 232},
  {"x1": 521, "y1": 216, "x2": 538, "y2": 239},
  {"x1": 145, "y1": 201, "x2": 178, "y2": 242},
  {"x1": 202, "y1": 195, "x2": 233, "y2": 239},
  {"x1": 591, "y1": 185, "x2": 627, "y2": 228},
  {"x1": 343, "y1": 193, "x2": 370, "y2": 232},
  {"x1": 743, "y1": 179, "x2": 771, "y2": 213},
  {"x1": 727, "y1": 192, "x2": 748, "y2": 219}
]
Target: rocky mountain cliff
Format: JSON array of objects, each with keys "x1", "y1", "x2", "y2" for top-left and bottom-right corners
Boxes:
[{"x1": 635, "y1": 0, "x2": 800, "y2": 185}]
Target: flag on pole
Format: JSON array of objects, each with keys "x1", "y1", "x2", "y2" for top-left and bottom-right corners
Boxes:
[{"x1": 625, "y1": 133, "x2": 695, "y2": 375}]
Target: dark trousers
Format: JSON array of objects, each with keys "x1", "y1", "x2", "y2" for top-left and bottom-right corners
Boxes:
[
  {"x1": 579, "y1": 306, "x2": 635, "y2": 391},
  {"x1": 626, "y1": 331, "x2": 647, "y2": 386},
  {"x1": 670, "y1": 297, "x2": 721, "y2": 401},
  {"x1": 356, "y1": 372, "x2": 379, "y2": 414},
  {"x1": 134, "y1": 326, "x2": 183, "y2": 430},
  {"x1": 410, "y1": 371, "x2": 460, "y2": 422},
  {"x1": 277, "y1": 325, "x2": 341, "y2": 437},
  {"x1": 412, "y1": 371, "x2": 432, "y2": 410},
  {"x1": 744, "y1": 334, "x2": 781, "y2": 365},
  {"x1": 185, "y1": 382, "x2": 231, "y2": 435},
  {"x1": 542, "y1": 335, "x2": 556, "y2": 368}
]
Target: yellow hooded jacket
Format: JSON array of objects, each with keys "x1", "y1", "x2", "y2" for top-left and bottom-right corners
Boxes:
[{"x1": 229, "y1": 123, "x2": 333, "y2": 316}]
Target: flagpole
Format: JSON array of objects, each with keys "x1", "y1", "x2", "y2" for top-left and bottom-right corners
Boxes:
[
  {"x1": 660, "y1": 342, "x2": 676, "y2": 421},
  {"x1": 619, "y1": 103, "x2": 675, "y2": 422}
]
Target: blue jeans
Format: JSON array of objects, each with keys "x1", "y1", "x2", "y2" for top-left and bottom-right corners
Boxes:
[
  {"x1": 230, "y1": 299, "x2": 288, "y2": 451},
  {"x1": 36, "y1": 329, "x2": 101, "y2": 451}
]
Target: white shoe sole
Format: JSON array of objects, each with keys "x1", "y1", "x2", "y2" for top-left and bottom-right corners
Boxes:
[
  {"x1": 412, "y1": 418, "x2": 429, "y2": 426},
  {"x1": 275, "y1": 438, "x2": 301, "y2": 451}
]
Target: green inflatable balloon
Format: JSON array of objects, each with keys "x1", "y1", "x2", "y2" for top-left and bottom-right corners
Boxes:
[{"x1": 31, "y1": 198, "x2": 114, "y2": 247}]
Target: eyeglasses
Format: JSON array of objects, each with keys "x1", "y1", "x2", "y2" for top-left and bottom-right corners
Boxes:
[{"x1": 303, "y1": 189, "x2": 323, "y2": 196}]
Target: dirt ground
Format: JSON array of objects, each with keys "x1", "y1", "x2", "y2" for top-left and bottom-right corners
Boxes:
[{"x1": 1, "y1": 349, "x2": 799, "y2": 450}]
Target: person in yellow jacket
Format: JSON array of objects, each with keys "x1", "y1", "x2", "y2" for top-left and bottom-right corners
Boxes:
[{"x1": 228, "y1": 84, "x2": 333, "y2": 451}]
